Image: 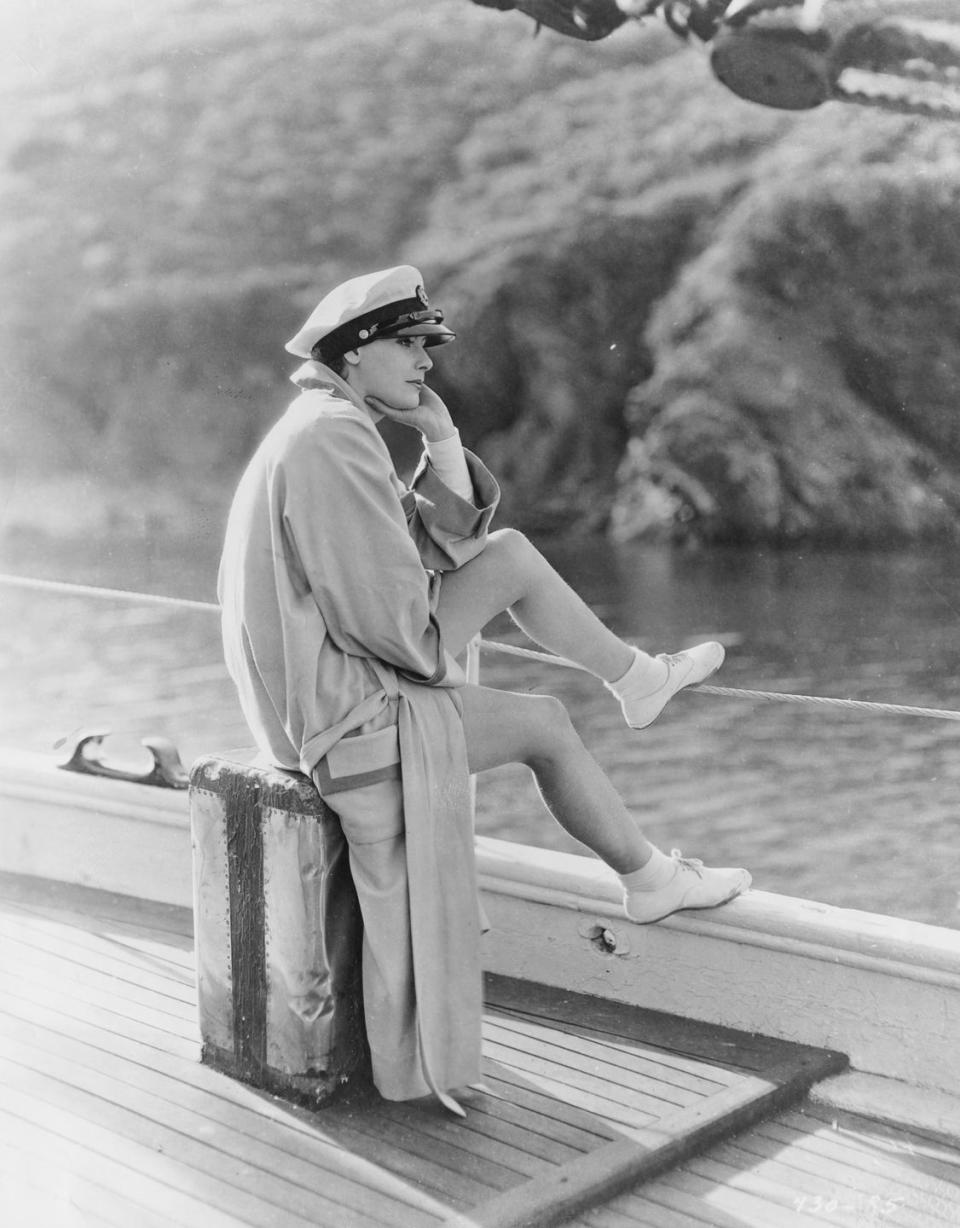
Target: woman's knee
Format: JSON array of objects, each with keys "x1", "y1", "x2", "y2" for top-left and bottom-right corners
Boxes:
[
  {"x1": 518, "y1": 694, "x2": 579, "y2": 764},
  {"x1": 485, "y1": 527, "x2": 542, "y2": 577},
  {"x1": 458, "y1": 685, "x2": 578, "y2": 774}
]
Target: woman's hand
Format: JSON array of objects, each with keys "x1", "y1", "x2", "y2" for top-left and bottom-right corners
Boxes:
[{"x1": 366, "y1": 385, "x2": 456, "y2": 443}]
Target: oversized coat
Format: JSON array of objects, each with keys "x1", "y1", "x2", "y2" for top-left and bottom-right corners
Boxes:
[{"x1": 217, "y1": 361, "x2": 500, "y2": 1107}]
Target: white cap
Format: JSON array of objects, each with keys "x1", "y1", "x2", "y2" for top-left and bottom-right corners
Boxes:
[{"x1": 285, "y1": 265, "x2": 455, "y2": 360}]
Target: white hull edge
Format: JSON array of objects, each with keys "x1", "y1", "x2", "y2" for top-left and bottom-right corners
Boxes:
[{"x1": 2, "y1": 746, "x2": 959, "y2": 1098}]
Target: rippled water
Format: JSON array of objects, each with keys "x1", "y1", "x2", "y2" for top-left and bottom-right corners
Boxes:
[{"x1": 2, "y1": 531, "x2": 958, "y2": 928}]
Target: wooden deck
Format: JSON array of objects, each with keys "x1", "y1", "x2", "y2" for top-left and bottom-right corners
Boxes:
[
  {"x1": 564, "y1": 1104, "x2": 960, "y2": 1227},
  {"x1": 0, "y1": 873, "x2": 955, "y2": 1227}
]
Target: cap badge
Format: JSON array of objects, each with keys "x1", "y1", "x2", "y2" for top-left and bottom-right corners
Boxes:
[{"x1": 415, "y1": 284, "x2": 430, "y2": 307}]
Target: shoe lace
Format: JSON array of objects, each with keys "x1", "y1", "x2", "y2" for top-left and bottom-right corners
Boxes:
[
  {"x1": 670, "y1": 849, "x2": 704, "y2": 877},
  {"x1": 659, "y1": 652, "x2": 685, "y2": 669}
]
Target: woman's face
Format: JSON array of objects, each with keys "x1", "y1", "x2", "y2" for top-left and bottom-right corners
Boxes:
[{"x1": 344, "y1": 336, "x2": 433, "y2": 410}]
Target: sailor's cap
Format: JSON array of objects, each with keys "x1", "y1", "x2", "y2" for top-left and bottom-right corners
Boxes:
[{"x1": 285, "y1": 265, "x2": 455, "y2": 360}]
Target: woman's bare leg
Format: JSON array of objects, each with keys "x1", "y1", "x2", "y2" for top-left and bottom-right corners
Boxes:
[
  {"x1": 440, "y1": 533, "x2": 751, "y2": 916},
  {"x1": 458, "y1": 684, "x2": 654, "y2": 873},
  {"x1": 436, "y1": 528, "x2": 726, "y2": 732},
  {"x1": 458, "y1": 684, "x2": 752, "y2": 918},
  {"x1": 436, "y1": 528, "x2": 634, "y2": 680}
]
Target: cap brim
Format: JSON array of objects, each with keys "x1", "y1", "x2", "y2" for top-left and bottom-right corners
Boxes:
[{"x1": 392, "y1": 321, "x2": 456, "y2": 347}]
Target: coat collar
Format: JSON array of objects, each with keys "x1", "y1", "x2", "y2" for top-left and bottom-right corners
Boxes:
[
  {"x1": 289, "y1": 359, "x2": 383, "y2": 424},
  {"x1": 289, "y1": 359, "x2": 353, "y2": 398}
]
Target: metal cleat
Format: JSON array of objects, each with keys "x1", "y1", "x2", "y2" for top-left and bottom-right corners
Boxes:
[{"x1": 56, "y1": 729, "x2": 190, "y2": 789}]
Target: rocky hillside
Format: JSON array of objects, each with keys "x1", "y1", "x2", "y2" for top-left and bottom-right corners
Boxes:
[{"x1": 2, "y1": 0, "x2": 959, "y2": 545}]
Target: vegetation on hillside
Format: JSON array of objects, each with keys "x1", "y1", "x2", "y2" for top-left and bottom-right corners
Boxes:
[
  {"x1": 0, "y1": 0, "x2": 665, "y2": 499},
  {"x1": 2, "y1": 0, "x2": 959, "y2": 544},
  {"x1": 618, "y1": 111, "x2": 960, "y2": 544}
]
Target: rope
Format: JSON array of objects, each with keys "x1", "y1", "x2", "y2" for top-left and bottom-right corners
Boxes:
[
  {"x1": 479, "y1": 637, "x2": 960, "y2": 723},
  {"x1": 4, "y1": 570, "x2": 960, "y2": 723},
  {"x1": 697, "y1": 682, "x2": 960, "y2": 721},
  {"x1": 835, "y1": 77, "x2": 960, "y2": 119},
  {"x1": 0, "y1": 572, "x2": 220, "y2": 614}
]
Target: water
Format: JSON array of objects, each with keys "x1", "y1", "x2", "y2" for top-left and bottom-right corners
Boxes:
[{"x1": 1, "y1": 531, "x2": 958, "y2": 929}]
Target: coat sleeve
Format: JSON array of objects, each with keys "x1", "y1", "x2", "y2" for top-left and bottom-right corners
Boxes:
[
  {"x1": 403, "y1": 449, "x2": 500, "y2": 572},
  {"x1": 277, "y1": 412, "x2": 452, "y2": 685}
]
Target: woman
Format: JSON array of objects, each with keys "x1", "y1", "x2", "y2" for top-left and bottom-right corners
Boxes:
[{"x1": 218, "y1": 265, "x2": 750, "y2": 1113}]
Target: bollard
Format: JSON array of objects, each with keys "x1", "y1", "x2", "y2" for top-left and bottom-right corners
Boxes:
[{"x1": 189, "y1": 754, "x2": 369, "y2": 1104}]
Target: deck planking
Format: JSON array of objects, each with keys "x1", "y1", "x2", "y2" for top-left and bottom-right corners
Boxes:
[
  {"x1": 567, "y1": 1104, "x2": 960, "y2": 1227},
  {"x1": 1, "y1": 873, "x2": 847, "y2": 1226}
]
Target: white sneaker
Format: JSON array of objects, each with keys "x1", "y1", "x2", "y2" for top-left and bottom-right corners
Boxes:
[
  {"x1": 621, "y1": 641, "x2": 725, "y2": 729},
  {"x1": 624, "y1": 851, "x2": 751, "y2": 924}
]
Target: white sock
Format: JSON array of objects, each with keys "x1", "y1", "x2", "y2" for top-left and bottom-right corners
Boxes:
[
  {"x1": 606, "y1": 647, "x2": 668, "y2": 698},
  {"x1": 619, "y1": 848, "x2": 676, "y2": 893}
]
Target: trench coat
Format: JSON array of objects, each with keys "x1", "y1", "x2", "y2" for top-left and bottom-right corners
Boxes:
[{"x1": 217, "y1": 361, "x2": 500, "y2": 1107}]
